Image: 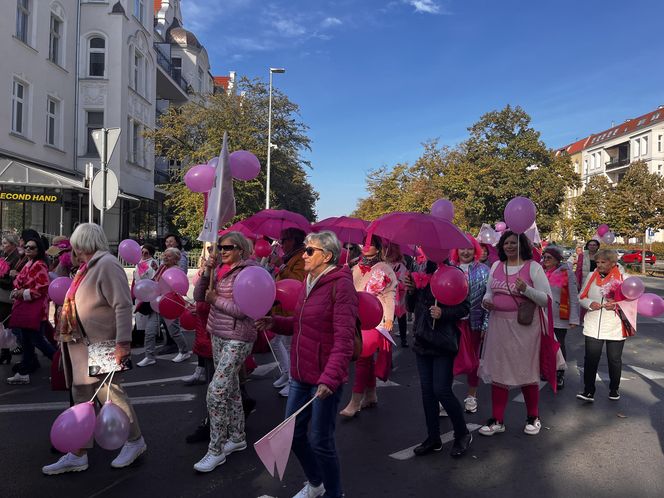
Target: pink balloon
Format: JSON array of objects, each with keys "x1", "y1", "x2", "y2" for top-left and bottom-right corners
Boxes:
[
  {"x1": 621, "y1": 277, "x2": 645, "y2": 301},
  {"x1": 159, "y1": 291, "x2": 186, "y2": 320},
  {"x1": 232, "y1": 266, "x2": 277, "y2": 320},
  {"x1": 601, "y1": 231, "x2": 615, "y2": 244},
  {"x1": 597, "y1": 224, "x2": 610, "y2": 237},
  {"x1": 254, "y1": 239, "x2": 272, "y2": 258},
  {"x1": 637, "y1": 293, "x2": 664, "y2": 317},
  {"x1": 208, "y1": 157, "x2": 218, "y2": 168},
  {"x1": 94, "y1": 401, "x2": 130, "y2": 450},
  {"x1": 161, "y1": 267, "x2": 189, "y2": 295},
  {"x1": 50, "y1": 402, "x2": 96, "y2": 453},
  {"x1": 150, "y1": 295, "x2": 163, "y2": 313},
  {"x1": 504, "y1": 197, "x2": 536, "y2": 234},
  {"x1": 179, "y1": 309, "x2": 199, "y2": 331},
  {"x1": 134, "y1": 279, "x2": 160, "y2": 302},
  {"x1": 118, "y1": 239, "x2": 142, "y2": 265},
  {"x1": 358, "y1": 291, "x2": 383, "y2": 329},
  {"x1": 495, "y1": 221, "x2": 507, "y2": 232},
  {"x1": 478, "y1": 228, "x2": 497, "y2": 245},
  {"x1": 229, "y1": 150, "x2": 261, "y2": 181},
  {"x1": 431, "y1": 199, "x2": 454, "y2": 221},
  {"x1": 184, "y1": 164, "x2": 215, "y2": 193},
  {"x1": 360, "y1": 328, "x2": 381, "y2": 357},
  {"x1": 275, "y1": 279, "x2": 303, "y2": 312},
  {"x1": 430, "y1": 265, "x2": 469, "y2": 305},
  {"x1": 48, "y1": 277, "x2": 72, "y2": 305}
]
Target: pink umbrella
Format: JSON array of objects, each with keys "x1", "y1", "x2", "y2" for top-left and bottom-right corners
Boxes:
[
  {"x1": 219, "y1": 221, "x2": 257, "y2": 240},
  {"x1": 366, "y1": 212, "x2": 471, "y2": 250},
  {"x1": 241, "y1": 209, "x2": 312, "y2": 240},
  {"x1": 313, "y1": 216, "x2": 369, "y2": 245},
  {"x1": 311, "y1": 217, "x2": 338, "y2": 231}
]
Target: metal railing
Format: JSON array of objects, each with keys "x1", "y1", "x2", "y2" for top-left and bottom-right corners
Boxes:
[
  {"x1": 154, "y1": 49, "x2": 190, "y2": 94},
  {"x1": 605, "y1": 158, "x2": 630, "y2": 170}
]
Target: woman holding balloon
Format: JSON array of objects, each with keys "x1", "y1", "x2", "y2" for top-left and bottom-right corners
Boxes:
[
  {"x1": 43, "y1": 223, "x2": 145, "y2": 475},
  {"x1": 131, "y1": 244, "x2": 159, "y2": 347},
  {"x1": 575, "y1": 239, "x2": 601, "y2": 289},
  {"x1": 192, "y1": 231, "x2": 258, "y2": 473}
]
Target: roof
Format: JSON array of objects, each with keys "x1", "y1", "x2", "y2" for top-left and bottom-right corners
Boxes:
[
  {"x1": 586, "y1": 107, "x2": 664, "y2": 148},
  {"x1": 166, "y1": 22, "x2": 202, "y2": 50},
  {"x1": 213, "y1": 76, "x2": 231, "y2": 89},
  {"x1": 557, "y1": 136, "x2": 590, "y2": 156},
  {"x1": 154, "y1": 0, "x2": 162, "y2": 14}
]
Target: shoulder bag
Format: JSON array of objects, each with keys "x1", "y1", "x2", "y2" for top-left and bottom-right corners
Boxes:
[
  {"x1": 76, "y1": 312, "x2": 132, "y2": 376},
  {"x1": 505, "y1": 262, "x2": 537, "y2": 326}
]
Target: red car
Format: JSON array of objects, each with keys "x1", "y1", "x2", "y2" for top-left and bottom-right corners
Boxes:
[{"x1": 620, "y1": 250, "x2": 657, "y2": 265}]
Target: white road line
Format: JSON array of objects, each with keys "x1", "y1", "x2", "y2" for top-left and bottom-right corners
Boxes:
[
  {"x1": 576, "y1": 367, "x2": 630, "y2": 382},
  {"x1": 0, "y1": 393, "x2": 196, "y2": 413},
  {"x1": 389, "y1": 424, "x2": 482, "y2": 460},
  {"x1": 629, "y1": 365, "x2": 664, "y2": 380},
  {"x1": 251, "y1": 362, "x2": 279, "y2": 377},
  {"x1": 121, "y1": 376, "x2": 191, "y2": 387},
  {"x1": 513, "y1": 381, "x2": 547, "y2": 403},
  {"x1": 376, "y1": 379, "x2": 401, "y2": 387}
]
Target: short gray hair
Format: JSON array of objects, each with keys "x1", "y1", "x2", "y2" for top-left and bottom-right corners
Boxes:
[
  {"x1": 596, "y1": 249, "x2": 618, "y2": 264},
  {"x1": 163, "y1": 247, "x2": 181, "y2": 260},
  {"x1": 305, "y1": 231, "x2": 341, "y2": 265},
  {"x1": 2, "y1": 234, "x2": 19, "y2": 247},
  {"x1": 70, "y1": 223, "x2": 109, "y2": 255},
  {"x1": 218, "y1": 231, "x2": 253, "y2": 260}
]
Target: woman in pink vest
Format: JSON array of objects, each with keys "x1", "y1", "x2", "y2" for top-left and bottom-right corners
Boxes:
[{"x1": 478, "y1": 231, "x2": 552, "y2": 437}]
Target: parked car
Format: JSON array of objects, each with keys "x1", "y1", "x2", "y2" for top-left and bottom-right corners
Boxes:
[
  {"x1": 615, "y1": 249, "x2": 626, "y2": 259},
  {"x1": 620, "y1": 250, "x2": 657, "y2": 265}
]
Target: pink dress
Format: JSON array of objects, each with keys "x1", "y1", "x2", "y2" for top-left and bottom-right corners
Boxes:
[{"x1": 479, "y1": 261, "x2": 544, "y2": 388}]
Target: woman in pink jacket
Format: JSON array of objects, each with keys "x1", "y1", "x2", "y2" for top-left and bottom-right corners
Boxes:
[
  {"x1": 192, "y1": 232, "x2": 257, "y2": 473},
  {"x1": 257, "y1": 230, "x2": 358, "y2": 498}
]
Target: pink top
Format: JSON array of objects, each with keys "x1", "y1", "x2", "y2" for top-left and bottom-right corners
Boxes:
[{"x1": 490, "y1": 261, "x2": 534, "y2": 312}]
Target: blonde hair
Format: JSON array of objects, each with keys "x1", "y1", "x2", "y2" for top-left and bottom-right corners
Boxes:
[
  {"x1": 70, "y1": 223, "x2": 109, "y2": 255},
  {"x1": 595, "y1": 249, "x2": 618, "y2": 263},
  {"x1": 218, "y1": 231, "x2": 253, "y2": 260}
]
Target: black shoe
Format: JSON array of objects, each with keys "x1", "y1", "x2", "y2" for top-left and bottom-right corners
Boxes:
[
  {"x1": 185, "y1": 422, "x2": 210, "y2": 444},
  {"x1": 156, "y1": 344, "x2": 178, "y2": 356},
  {"x1": 556, "y1": 371, "x2": 565, "y2": 390},
  {"x1": 450, "y1": 433, "x2": 472, "y2": 458},
  {"x1": 413, "y1": 438, "x2": 443, "y2": 456},
  {"x1": 608, "y1": 390, "x2": 620, "y2": 400},
  {"x1": 401, "y1": 341, "x2": 409, "y2": 348},
  {"x1": 242, "y1": 397, "x2": 257, "y2": 418},
  {"x1": 0, "y1": 349, "x2": 11, "y2": 364},
  {"x1": 11, "y1": 345, "x2": 22, "y2": 355},
  {"x1": 576, "y1": 392, "x2": 594, "y2": 402}
]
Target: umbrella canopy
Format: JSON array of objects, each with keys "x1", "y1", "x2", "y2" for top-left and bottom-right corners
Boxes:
[
  {"x1": 240, "y1": 209, "x2": 312, "y2": 240},
  {"x1": 311, "y1": 217, "x2": 338, "y2": 231},
  {"x1": 219, "y1": 221, "x2": 256, "y2": 240},
  {"x1": 313, "y1": 216, "x2": 369, "y2": 245},
  {"x1": 366, "y1": 212, "x2": 471, "y2": 250}
]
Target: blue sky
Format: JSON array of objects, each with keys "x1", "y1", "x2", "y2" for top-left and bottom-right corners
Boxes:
[{"x1": 181, "y1": 0, "x2": 664, "y2": 220}]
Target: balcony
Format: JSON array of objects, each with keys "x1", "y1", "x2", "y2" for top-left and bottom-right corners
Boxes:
[
  {"x1": 605, "y1": 158, "x2": 630, "y2": 171},
  {"x1": 154, "y1": 46, "x2": 190, "y2": 102}
]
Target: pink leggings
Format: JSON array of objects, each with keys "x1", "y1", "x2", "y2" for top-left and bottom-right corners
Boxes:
[
  {"x1": 491, "y1": 384, "x2": 539, "y2": 421},
  {"x1": 352, "y1": 356, "x2": 376, "y2": 394}
]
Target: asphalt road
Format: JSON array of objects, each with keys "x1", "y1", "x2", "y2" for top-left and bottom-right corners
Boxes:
[{"x1": 1, "y1": 279, "x2": 663, "y2": 498}]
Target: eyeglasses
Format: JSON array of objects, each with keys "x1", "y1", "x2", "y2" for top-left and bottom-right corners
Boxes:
[
  {"x1": 218, "y1": 244, "x2": 238, "y2": 252},
  {"x1": 24, "y1": 245, "x2": 37, "y2": 250},
  {"x1": 542, "y1": 255, "x2": 555, "y2": 260},
  {"x1": 304, "y1": 246, "x2": 324, "y2": 257},
  {"x1": 141, "y1": 251, "x2": 150, "y2": 256}
]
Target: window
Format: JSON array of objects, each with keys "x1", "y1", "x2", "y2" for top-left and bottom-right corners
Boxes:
[
  {"x1": 88, "y1": 37, "x2": 105, "y2": 77},
  {"x1": 132, "y1": 49, "x2": 145, "y2": 95},
  {"x1": 49, "y1": 14, "x2": 62, "y2": 65},
  {"x1": 134, "y1": 0, "x2": 145, "y2": 23},
  {"x1": 642, "y1": 136, "x2": 648, "y2": 156},
  {"x1": 46, "y1": 98, "x2": 59, "y2": 146},
  {"x1": 583, "y1": 159, "x2": 588, "y2": 175},
  {"x1": 86, "y1": 111, "x2": 103, "y2": 155},
  {"x1": 172, "y1": 57, "x2": 181, "y2": 82},
  {"x1": 633, "y1": 138, "x2": 640, "y2": 157},
  {"x1": 16, "y1": 0, "x2": 29, "y2": 43},
  {"x1": 11, "y1": 79, "x2": 27, "y2": 135},
  {"x1": 658, "y1": 135, "x2": 663, "y2": 153},
  {"x1": 197, "y1": 67, "x2": 204, "y2": 92},
  {"x1": 128, "y1": 119, "x2": 144, "y2": 166}
]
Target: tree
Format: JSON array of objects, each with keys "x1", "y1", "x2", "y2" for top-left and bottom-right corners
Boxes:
[
  {"x1": 571, "y1": 175, "x2": 613, "y2": 240},
  {"x1": 145, "y1": 77, "x2": 318, "y2": 241},
  {"x1": 606, "y1": 161, "x2": 664, "y2": 273}
]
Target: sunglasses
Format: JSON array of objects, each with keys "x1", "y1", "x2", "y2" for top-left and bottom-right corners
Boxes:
[
  {"x1": 304, "y1": 246, "x2": 324, "y2": 257},
  {"x1": 218, "y1": 244, "x2": 238, "y2": 252},
  {"x1": 24, "y1": 245, "x2": 38, "y2": 250}
]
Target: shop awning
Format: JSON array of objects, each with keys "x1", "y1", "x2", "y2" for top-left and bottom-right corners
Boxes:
[{"x1": 0, "y1": 157, "x2": 83, "y2": 190}]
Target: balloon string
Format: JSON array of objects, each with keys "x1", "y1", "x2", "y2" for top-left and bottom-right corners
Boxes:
[
  {"x1": 90, "y1": 370, "x2": 114, "y2": 403},
  {"x1": 264, "y1": 330, "x2": 283, "y2": 375},
  {"x1": 106, "y1": 369, "x2": 116, "y2": 404},
  {"x1": 431, "y1": 298, "x2": 438, "y2": 329}
]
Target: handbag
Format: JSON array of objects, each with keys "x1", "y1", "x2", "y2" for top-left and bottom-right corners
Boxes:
[
  {"x1": 505, "y1": 263, "x2": 537, "y2": 326},
  {"x1": 76, "y1": 312, "x2": 132, "y2": 377},
  {"x1": 8, "y1": 297, "x2": 46, "y2": 330}
]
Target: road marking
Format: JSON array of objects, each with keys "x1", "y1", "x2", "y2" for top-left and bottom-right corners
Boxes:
[
  {"x1": 0, "y1": 393, "x2": 196, "y2": 413},
  {"x1": 376, "y1": 379, "x2": 400, "y2": 387},
  {"x1": 628, "y1": 365, "x2": 664, "y2": 380},
  {"x1": 389, "y1": 423, "x2": 482, "y2": 460},
  {"x1": 576, "y1": 367, "x2": 630, "y2": 382},
  {"x1": 251, "y1": 362, "x2": 279, "y2": 377},
  {"x1": 513, "y1": 381, "x2": 547, "y2": 402},
  {"x1": 122, "y1": 376, "x2": 192, "y2": 387}
]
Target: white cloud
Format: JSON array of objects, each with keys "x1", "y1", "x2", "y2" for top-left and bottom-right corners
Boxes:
[
  {"x1": 406, "y1": 0, "x2": 442, "y2": 14},
  {"x1": 321, "y1": 17, "x2": 342, "y2": 28},
  {"x1": 273, "y1": 18, "x2": 307, "y2": 37}
]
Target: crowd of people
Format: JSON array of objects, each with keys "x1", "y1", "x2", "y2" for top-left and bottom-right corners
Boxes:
[{"x1": 0, "y1": 222, "x2": 638, "y2": 498}]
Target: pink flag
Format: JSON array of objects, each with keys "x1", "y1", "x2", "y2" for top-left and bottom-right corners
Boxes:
[
  {"x1": 616, "y1": 299, "x2": 638, "y2": 334},
  {"x1": 254, "y1": 396, "x2": 316, "y2": 480}
]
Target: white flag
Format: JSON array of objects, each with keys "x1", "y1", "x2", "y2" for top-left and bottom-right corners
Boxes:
[{"x1": 198, "y1": 132, "x2": 236, "y2": 243}]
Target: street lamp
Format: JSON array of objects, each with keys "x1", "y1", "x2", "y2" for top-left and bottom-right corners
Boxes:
[{"x1": 266, "y1": 67, "x2": 285, "y2": 209}]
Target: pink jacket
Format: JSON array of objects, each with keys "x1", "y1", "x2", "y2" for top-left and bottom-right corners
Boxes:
[
  {"x1": 193, "y1": 260, "x2": 258, "y2": 343},
  {"x1": 273, "y1": 265, "x2": 359, "y2": 392}
]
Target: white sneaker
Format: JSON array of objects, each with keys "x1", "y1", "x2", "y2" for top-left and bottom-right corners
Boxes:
[
  {"x1": 479, "y1": 418, "x2": 506, "y2": 436},
  {"x1": 193, "y1": 451, "x2": 226, "y2": 472},
  {"x1": 111, "y1": 437, "x2": 146, "y2": 468},
  {"x1": 524, "y1": 417, "x2": 542, "y2": 435},
  {"x1": 137, "y1": 357, "x2": 156, "y2": 367},
  {"x1": 278, "y1": 384, "x2": 290, "y2": 397},
  {"x1": 439, "y1": 402, "x2": 448, "y2": 417},
  {"x1": 292, "y1": 481, "x2": 325, "y2": 498},
  {"x1": 183, "y1": 366, "x2": 206, "y2": 385},
  {"x1": 6, "y1": 372, "x2": 30, "y2": 385},
  {"x1": 172, "y1": 352, "x2": 192, "y2": 363},
  {"x1": 42, "y1": 452, "x2": 88, "y2": 475},
  {"x1": 273, "y1": 372, "x2": 290, "y2": 389},
  {"x1": 464, "y1": 396, "x2": 478, "y2": 413},
  {"x1": 223, "y1": 439, "x2": 247, "y2": 455}
]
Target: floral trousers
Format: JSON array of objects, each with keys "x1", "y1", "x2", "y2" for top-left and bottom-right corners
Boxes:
[{"x1": 207, "y1": 336, "x2": 253, "y2": 456}]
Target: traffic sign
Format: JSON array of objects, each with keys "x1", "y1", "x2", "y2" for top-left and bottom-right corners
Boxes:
[
  {"x1": 92, "y1": 128, "x2": 121, "y2": 162},
  {"x1": 91, "y1": 169, "x2": 119, "y2": 211}
]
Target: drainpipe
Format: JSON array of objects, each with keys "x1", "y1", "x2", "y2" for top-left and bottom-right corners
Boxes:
[{"x1": 73, "y1": 0, "x2": 81, "y2": 174}]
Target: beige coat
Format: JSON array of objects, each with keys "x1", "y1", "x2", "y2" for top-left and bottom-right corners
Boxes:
[
  {"x1": 63, "y1": 250, "x2": 133, "y2": 387},
  {"x1": 352, "y1": 261, "x2": 397, "y2": 326}
]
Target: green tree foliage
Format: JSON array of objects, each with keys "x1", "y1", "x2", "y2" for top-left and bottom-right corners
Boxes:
[
  {"x1": 571, "y1": 174, "x2": 613, "y2": 239},
  {"x1": 354, "y1": 106, "x2": 580, "y2": 234},
  {"x1": 145, "y1": 77, "x2": 318, "y2": 241}
]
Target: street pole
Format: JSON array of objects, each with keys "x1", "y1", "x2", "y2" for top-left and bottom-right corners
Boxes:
[
  {"x1": 100, "y1": 128, "x2": 107, "y2": 229},
  {"x1": 265, "y1": 67, "x2": 285, "y2": 210},
  {"x1": 87, "y1": 162, "x2": 94, "y2": 222}
]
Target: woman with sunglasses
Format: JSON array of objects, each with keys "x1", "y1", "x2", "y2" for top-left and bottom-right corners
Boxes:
[
  {"x1": 192, "y1": 232, "x2": 258, "y2": 473},
  {"x1": 0, "y1": 234, "x2": 22, "y2": 364},
  {"x1": 6, "y1": 236, "x2": 55, "y2": 384},
  {"x1": 256, "y1": 230, "x2": 358, "y2": 498}
]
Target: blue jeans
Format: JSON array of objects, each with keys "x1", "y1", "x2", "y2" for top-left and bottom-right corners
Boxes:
[
  {"x1": 16, "y1": 322, "x2": 56, "y2": 374},
  {"x1": 286, "y1": 380, "x2": 343, "y2": 498},
  {"x1": 415, "y1": 353, "x2": 469, "y2": 440}
]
